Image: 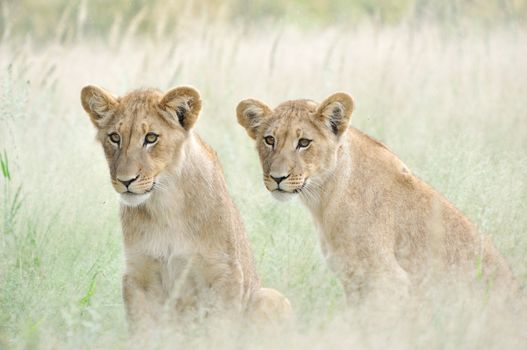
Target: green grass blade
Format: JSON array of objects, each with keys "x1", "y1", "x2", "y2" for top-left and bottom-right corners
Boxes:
[{"x1": 0, "y1": 150, "x2": 11, "y2": 181}]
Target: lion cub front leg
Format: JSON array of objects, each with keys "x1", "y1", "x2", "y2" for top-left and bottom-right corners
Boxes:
[
  {"x1": 339, "y1": 257, "x2": 411, "y2": 308},
  {"x1": 198, "y1": 254, "x2": 293, "y2": 323},
  {"x1": 200, "y1": 255, "x2": 245, "y2": 314},
  {"x1": 122, "y1": 256, "x2": 165, "y2": 333}
]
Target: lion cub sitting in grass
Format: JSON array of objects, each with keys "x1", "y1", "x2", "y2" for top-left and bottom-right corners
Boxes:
[
  {"x1": 236, "y1": 92, "x2": 518, "y2": 305},
  {"x1": 81, "y1": 85, "x2": 290, "y2": 332}
]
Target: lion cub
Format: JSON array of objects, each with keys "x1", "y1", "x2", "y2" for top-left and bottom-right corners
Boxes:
[
  {"x1": 81, "y1": 85, "x2": 290, "y2": 332},
  {"x1": 236, "y1": 93, "x2": 517, "y2": 305}
]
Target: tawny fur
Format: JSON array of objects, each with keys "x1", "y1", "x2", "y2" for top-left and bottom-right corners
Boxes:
[
  {"x1": 237, "y1": 93, "x2": 518, "y2": 305},
  {"x1": 81, "y1": 86, "x2": 291, "y2": 332}
]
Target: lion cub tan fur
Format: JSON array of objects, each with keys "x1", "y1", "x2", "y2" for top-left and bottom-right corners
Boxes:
[
  {"x1": 81, "y1": 85, "x2": 290, "y2": 332},
  {"x1": 237, "y1": 93, "x2": 517, "y2": 304}
]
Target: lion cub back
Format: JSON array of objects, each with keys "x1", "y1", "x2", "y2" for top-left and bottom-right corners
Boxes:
[{"x1": 348, "y1": 127, "x2": 516, "y2": 290}]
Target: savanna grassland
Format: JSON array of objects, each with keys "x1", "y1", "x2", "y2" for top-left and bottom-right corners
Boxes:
[{"x1": 1, "y1": 1, "x2": 526, "y2": 349}]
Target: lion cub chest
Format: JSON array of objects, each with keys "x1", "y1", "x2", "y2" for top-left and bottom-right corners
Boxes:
[{"x1": 124, "y1": 216, "x2": 213, "y2": 305}]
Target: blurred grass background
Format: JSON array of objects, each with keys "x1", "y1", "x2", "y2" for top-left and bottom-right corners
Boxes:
[
  {"x1": 0, "y1": 0, "x2": 526, "y2": 349},
  {"x1": 2, "y1": 0, "x2": 527, "y2": 43}
]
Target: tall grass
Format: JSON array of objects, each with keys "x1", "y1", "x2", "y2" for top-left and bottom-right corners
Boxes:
[
  {"x1": 0, "y1": 5, "x2": 526, "y2": 349},
  {"x1": 2, "y1": 0, "x2": 527, "y2": 42}
]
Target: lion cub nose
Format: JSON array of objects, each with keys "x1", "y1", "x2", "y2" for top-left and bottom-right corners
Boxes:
[
  {"x1": 117, "y1": 175, "x2": 139, "y2": 188},
  {"x1": 270, "y1": 174, "x2": 290, "y2": 185}
]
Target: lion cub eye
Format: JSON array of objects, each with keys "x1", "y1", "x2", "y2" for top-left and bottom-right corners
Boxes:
[
  {"x1": 108, "y1": 133, "x2": 120, "y2": 144},
  {"x1": 297, "y1": 138, "x2": 312, "y2": 149},
  {"x1": 144, "y1": 132, "x2": 159, "y2": 145},
  {"x1": 264, "y1": 136, "x2": 275, "y2": 147}
]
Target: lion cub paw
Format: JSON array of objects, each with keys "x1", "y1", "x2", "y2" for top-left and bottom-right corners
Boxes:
[{"x1": 246, "y1": 288, "x2": 292, "y2": 324}]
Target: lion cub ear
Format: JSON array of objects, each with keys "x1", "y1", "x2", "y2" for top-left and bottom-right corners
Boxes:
[
  {"x1": 315, "y1": 92, "x2": 354, "y2": 137},
  {"x1": 236, "y1": 99, "x2": 272, "y2": 140},
  {"x1": 158, "y1": 86, "x2": 202, "y2": 131},
  {"x1": 81, "y1": 85, "x2": 118, "y2": 128}
]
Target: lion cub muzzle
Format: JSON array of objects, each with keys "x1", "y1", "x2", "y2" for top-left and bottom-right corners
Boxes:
[
  {"x1": 111, "y1": 173, "x2": 156, "y2": 207},
  {"x1": 263, "y1": 172, "x2": 307, "y2": 202},
  {"x1": 112, "y1": 174, "x2": 155, "y2": 194},
  {"x1": 117, "y1": 175, "x2": 139, "y2": 189}
]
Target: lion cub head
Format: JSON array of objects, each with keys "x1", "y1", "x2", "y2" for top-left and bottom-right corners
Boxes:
[
  {"x1": 237, "y1": 93, "x2": 353, "y2": 201},
  {"x1": 81, "y1": 86, "x2": 201, "y2": 207}
]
